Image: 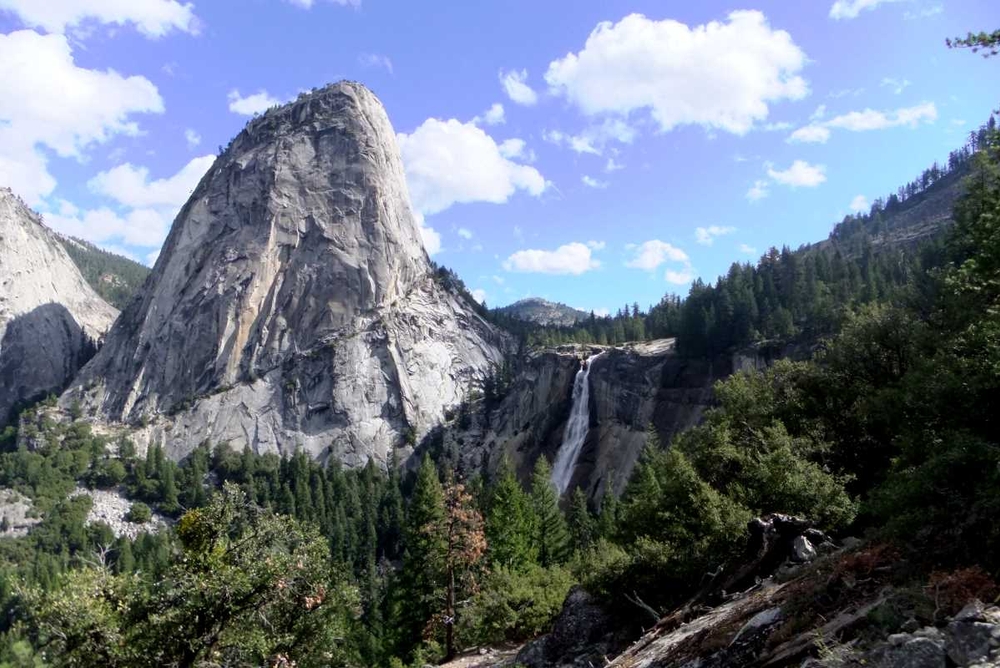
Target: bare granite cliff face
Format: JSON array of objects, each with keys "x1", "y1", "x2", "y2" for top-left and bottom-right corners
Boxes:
[
  {"x1": 449, "y1": 339, "x2": 723, "y2": 501},
  {"x1": 63, "y1": 82, "x2": 507, "y2": 467},
  {"x1": 0, "y1": 189, "x2": 118, "y2": 425}
]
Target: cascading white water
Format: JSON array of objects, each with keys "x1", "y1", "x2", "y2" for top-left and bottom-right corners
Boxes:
[{"x1": 551, "y1": 353, "x2": 602, "y2": 495}]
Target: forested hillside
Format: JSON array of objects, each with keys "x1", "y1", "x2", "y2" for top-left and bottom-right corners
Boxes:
[
  {"x1": 58, "y1": 237, "x2": 151, "y2": 310},
  {"x1": 501, "y1": 114, "x2": 993, "y2": 356},
  {"x1": 1, "y1": 106, "x2": 996, "y2": 666}
]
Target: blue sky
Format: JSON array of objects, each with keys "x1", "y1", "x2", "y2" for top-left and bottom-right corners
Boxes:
[{"x1": 0, "y1": 0, "x2": 997, "y2": 314}]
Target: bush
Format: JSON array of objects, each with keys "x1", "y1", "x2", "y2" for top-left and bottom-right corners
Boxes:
[
  {"x1": 458, "y1": 564, "x2": 575, "y2": 646},
  {"x1": 125, "y1": 502, "x2": 152, "y2": 524},
  {"x1": 87, "y1": 459, "x2": 127, "y2": 489},
  {"x1": 926, "y1": 567, "x2": 999, "y2": 618}
]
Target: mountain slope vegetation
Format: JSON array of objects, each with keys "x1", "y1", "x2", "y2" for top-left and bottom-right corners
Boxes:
[{"x1": 57, "y1": 237, "x2": 151, "y2": 310}]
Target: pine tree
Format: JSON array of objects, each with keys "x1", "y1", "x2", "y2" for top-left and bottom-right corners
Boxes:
[
  {"x1": 379, "y1": 451, "x2": 405, "y2": 561},
  {"x1": 567, "y1": 487, "x2": 597, "y2": 553},
  {"x1": 597, "y1": 476, "x2": 619, "y2": 541},
  {"x1": 530, "y1": 457, "x2": 570, "y2": 566},
  {"x1": 485, "y1": 459, "x2": 537, "y2": 571},
  {"x1": 160, "y1": 462, "x2": 179, "y2": 514},
  {"x1": 115, "y1": 538, "x2": 135, "y2": 574},
  {"x1": 439, "y1": 477, "x2": 486, "y2": 661},
  {"x1": 396, "y1": 455, "x2": 447, "y2": 656}
]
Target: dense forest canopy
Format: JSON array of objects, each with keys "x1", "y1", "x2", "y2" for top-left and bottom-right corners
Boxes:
[{"x1": 58, "y1": 238, "x2": 151, "y2": 310}]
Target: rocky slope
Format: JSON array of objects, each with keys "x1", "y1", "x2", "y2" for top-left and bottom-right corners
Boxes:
[
  {"x1": 0, "y1": 189, "x2": 118, "y2": 426},
  {"x1": 448, "y1": 339, "x2": 730, "y2": 500},
  {"x1": 62, "y1": 82, "x2": 507, "y2": 467},
  {"x1": 495, "y1": 298, "x2": 590, "y2": 326}
]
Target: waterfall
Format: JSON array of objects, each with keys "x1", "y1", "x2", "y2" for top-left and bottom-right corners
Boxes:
[{"x1": 551, "y1": 352, "x2": 602, "y2": 495}]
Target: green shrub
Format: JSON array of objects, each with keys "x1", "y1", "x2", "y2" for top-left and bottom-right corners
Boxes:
[
  {"x1": 125, "y1": 502, "x2": 152, "y2": 524},
  {"x1": 458, "y1": 564, "x2": 575, "y2": 646}
]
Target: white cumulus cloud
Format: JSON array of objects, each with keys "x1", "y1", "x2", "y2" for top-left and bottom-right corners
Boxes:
[
  {"x1": 826, "y1": 102, "x2": 937, "y2": 131},
  {"x1": 544, "y1": 11, "x2": 808, "y2": 135},
  {"x1": 0, "y1": 0, "x2": 199, "y2": 37},
  {"x1": 475, "y1": 103, "x2": 505, "y2": 126},
  {"x1": 45, "y1": 155, "x2": 215, "y2": 252},
  {"x1": 184, "y1": 128, "x2": 201, "y2": 148},
  {"x1": 829, "y1": 0, "x2": 905, "y2": 20},
  {"x1": 767, "y1": 160, "x2": 827, "y2": 188},
  {"x1": 788, "y1": 124, "x2": 832, "y2": 144},
  {"x1": 418, "y1": 219, "x2": 441, "y2": 256},
  {"x1": 498, "y1": 138, "x2": 527, "y2": 160},
  {"x1": 881, "y1": 77, "x2": 911, "y2": 95},
  {"x1": 695, "y1": 225, "x2": 736, "y2": 245},
  {"x1": 228, "y1": 89, "x2": 282, "y2": 116},
  {"x1": 88, "y1": 155, "x2": 216, "y2": 208},
  {"x1": 625, "y1": 240, "x2": 689, "y2": 270},
  {"x1": 739, "y1": 243, "x2": 758, "y2": 255},
  {"x1": 666, "y1": 268, "x2": 696, "y2": 285},
  {"x1": 791, "y1": 102, "x2": 937, "y2": 143},
  {"x1": 747, "y1": 179, "x2": 770, "y2": 201},
  {"x1": 581, "y1": 175, "x2": 608, "y2": 189},
  {"x1": 0, "y1": 30, "x2": 164, "y2": 204},
  {"x1": 849, "y1": 194, "x2": 869, "y2": 212},
  {"x1": 397, "y1": 117, "x2": 545, "y2": 217},
  {"x1": 503, "y1": 242, "x2": 601, "y2": 275},
  {"x1": 543, "y1": 119, "x2": 636, "y2": 155},
  {"x1": 499, "y1": 69, "x2": 538, "y2": 106}
]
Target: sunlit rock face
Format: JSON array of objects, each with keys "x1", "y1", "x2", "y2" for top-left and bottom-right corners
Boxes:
[
  {"x1": 64, "y1": 82, "x2": 507, "y2": 467},
  {"x1": 0, "y1": 189, "x2": 118, "y2": 426}
]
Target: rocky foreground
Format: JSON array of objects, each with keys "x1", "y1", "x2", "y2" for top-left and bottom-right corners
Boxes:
[{"x1": 449, "y1": 515, "x2": 1000, "y2": 668}]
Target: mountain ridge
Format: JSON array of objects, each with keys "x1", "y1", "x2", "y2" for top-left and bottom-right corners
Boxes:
[
  {"x1": 61, "y1": 81, "x2": 508, "y2": 466},
  {"x1": 496, "y1": 297, "x2": 591, "y2": 327}
]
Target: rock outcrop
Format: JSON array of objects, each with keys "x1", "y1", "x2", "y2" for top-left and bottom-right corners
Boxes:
[
  {"x1": 0, "y1": 189, "x2": 118, "y2": 425},
  {"x1": 516, "y1": 586, "x2": 632, "y2": 668},
  {"x1": 63, "y1": 82, "x2": 506, "y2": 467},
  {"x1": 495, "y1": 297, "x2": 590, "y2": 326},
  {"x1": 450, "y1": 339, "x2": 721, "y2": 501}
]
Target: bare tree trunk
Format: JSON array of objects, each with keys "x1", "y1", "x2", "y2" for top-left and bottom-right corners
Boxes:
[{"x1": 445, "y1": 564, "x2": 456, "y2": 661}]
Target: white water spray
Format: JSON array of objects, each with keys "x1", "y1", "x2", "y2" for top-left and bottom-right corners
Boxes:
[{"x1": 551, "y1": 353, "x2": 602, "y2": 495}]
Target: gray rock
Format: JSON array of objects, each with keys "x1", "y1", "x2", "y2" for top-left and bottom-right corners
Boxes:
[
  {"x1": 958, "y1": 601, "x2": 990, "y2": 622},
  {"x1": 875, "y1": 637, "x2": 946, "y2": 668},
  {"x1": 61, "y1": 82, "x2": 507, "y2": 467},
  {"x1": 68, "y1": 487, "x2": 167, "y2": 539},
  {"x1": 515, "y1": 586, "x2": 627, "y2": 668},
  {"x1": 840, "y1": 537, "x2": 864, "y2": 550},
  {"x1": 0, "y1": 189, "x2": 118, "y2": 426},
  {"x1": 947, "y1": 620, "x2": 997, "y2": 665},
  {"x1": 732, "y1": 607, "x2": 783, "y2": 644},
  {"x1": 793, "y1": 535, "x2": 818, "y2": 562},
  {"x1": 0, "y1": 488, "x2": 41, "y2": 537},
  {"x1": 915, "y1": 626, "x2": 946, "y2": 641}
]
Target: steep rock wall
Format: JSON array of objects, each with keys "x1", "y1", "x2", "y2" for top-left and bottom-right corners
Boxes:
[
  {"x1": 63, "y1": 83, "x2": 507, "y2": 466},
  {"x1": 0, "y1": 189, "x2": 118, "y2": 425}
]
